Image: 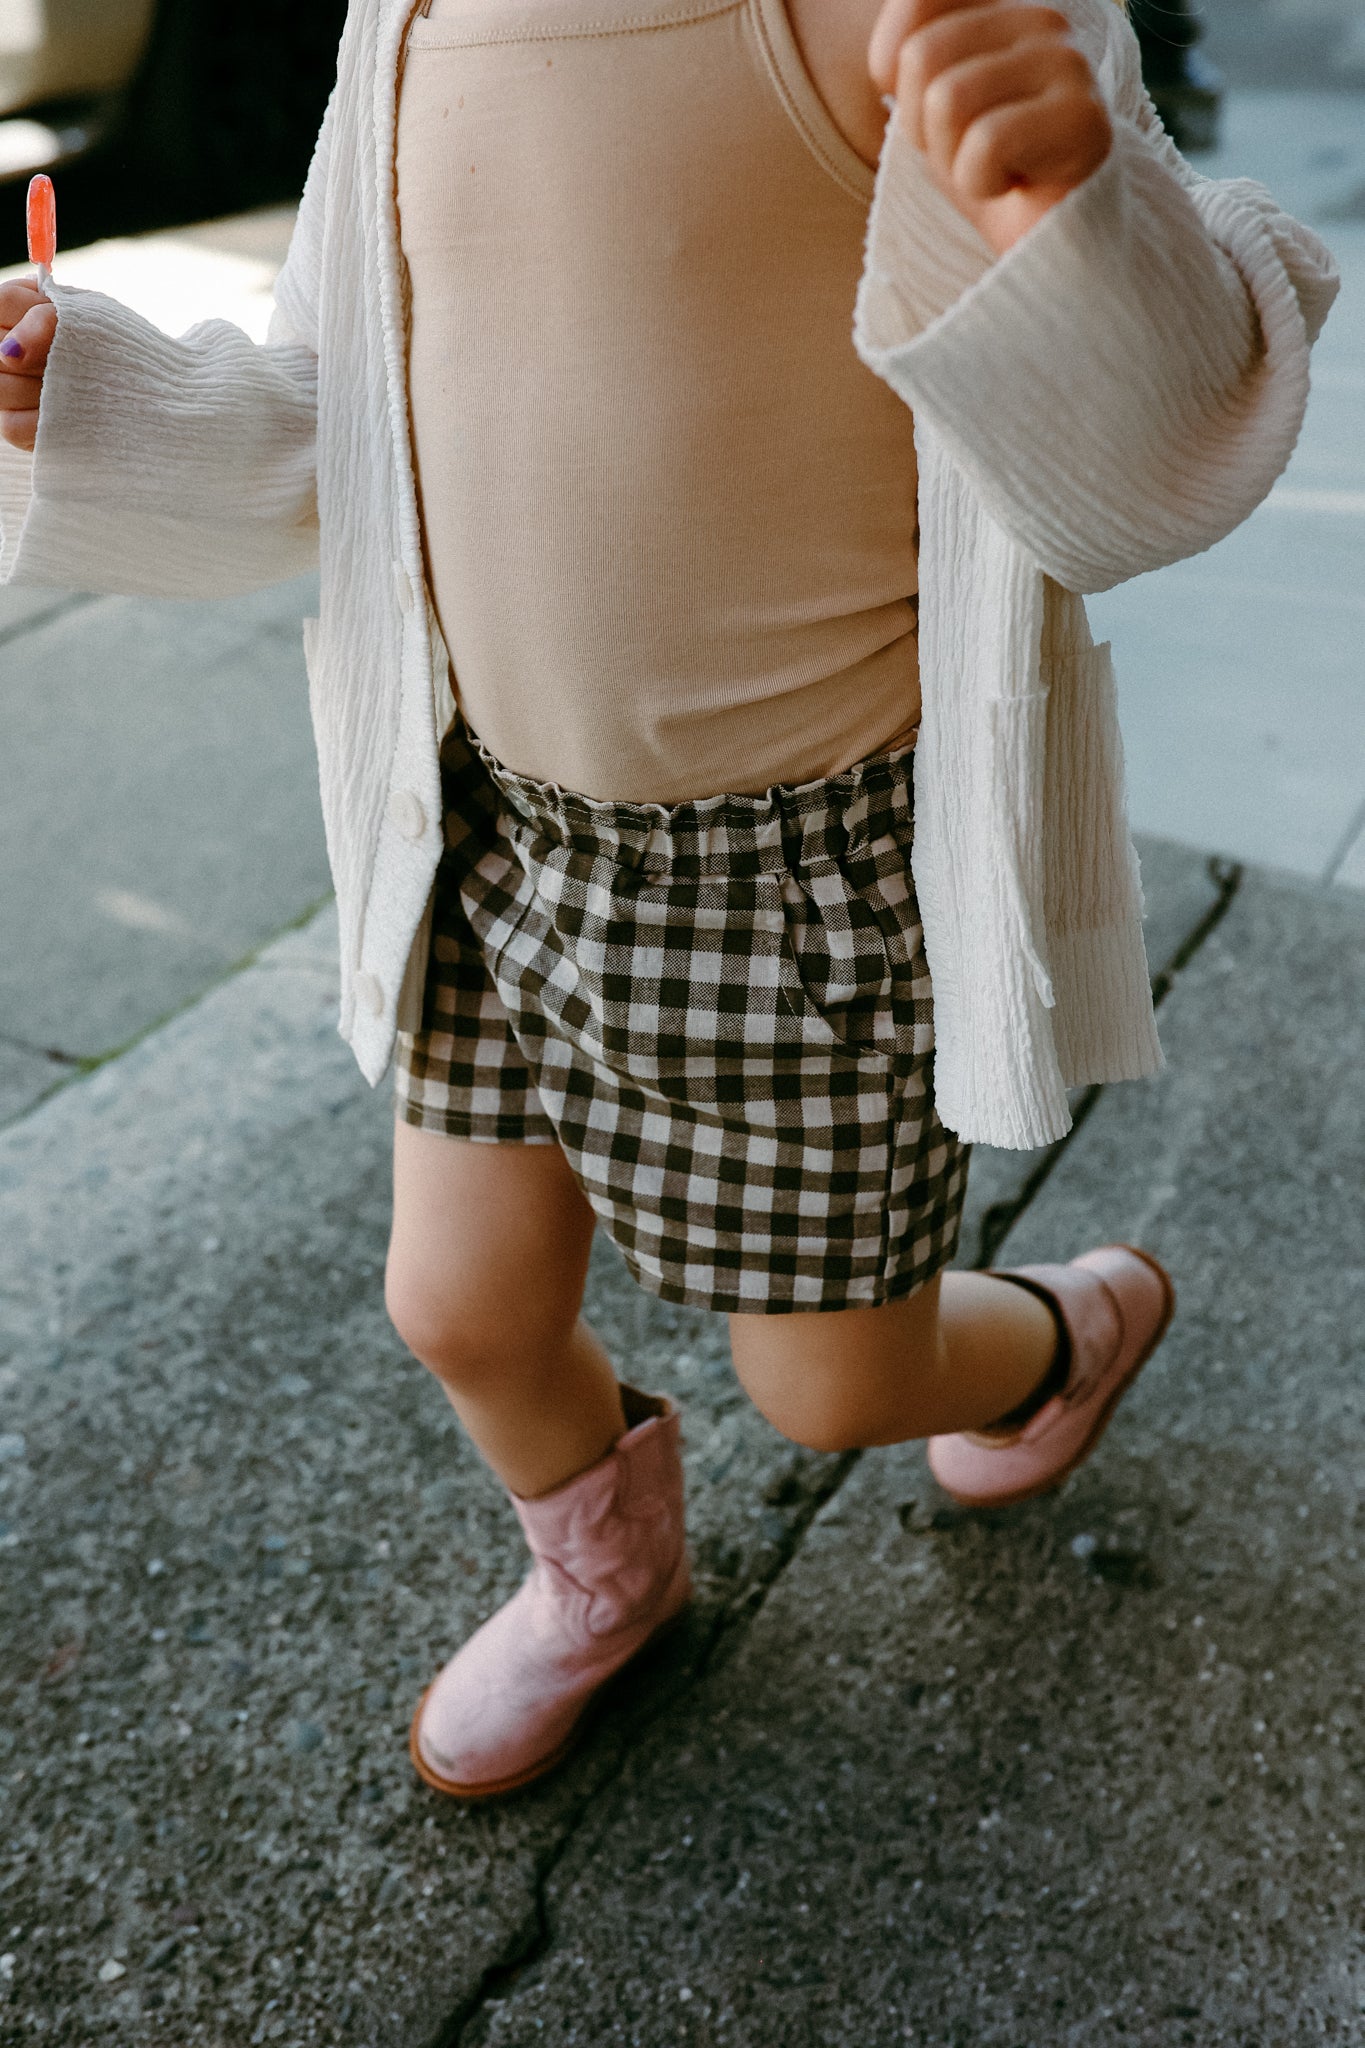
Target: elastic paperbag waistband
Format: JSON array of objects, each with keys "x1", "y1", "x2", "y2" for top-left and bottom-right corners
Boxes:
[{"x1": 456, "y1": 717, "x2": 917, "y2": 878}]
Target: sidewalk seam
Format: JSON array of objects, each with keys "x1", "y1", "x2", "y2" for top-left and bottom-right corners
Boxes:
[
  {"x1": 1322, "y1": 793, "x2": 1365, "y2": 886},
  {"x1": 0, "y1": 1028, "x2": 82, "y2": 1064},
  {"x1": 0, "y1": 890, "x2": 337, "y2": 1139},
  {"x1": 0, "y1": 591, "x2": 98, "y2": 651}
]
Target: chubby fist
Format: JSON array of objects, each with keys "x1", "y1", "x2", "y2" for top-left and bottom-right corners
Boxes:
[
  {"x1": 867, "y1": 0, "x2": 1113, "y2": 256},
  {"x1": 0, "y1": 279, "x2": 57, "y2": 453}
]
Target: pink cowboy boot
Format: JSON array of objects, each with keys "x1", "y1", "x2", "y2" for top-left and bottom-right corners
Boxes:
[
  {"x1": 409, "y1": 1383, "x2": 691, "y2": 1799},
  {"x1": 927, "y1": 1244, "x2": 1176, "y2": 1508}
]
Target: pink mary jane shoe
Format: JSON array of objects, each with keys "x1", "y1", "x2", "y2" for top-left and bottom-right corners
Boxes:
[
  {"x1": 410, "y1": 1384, "x2": 692, "y2": 1800},
  {"x1": 927, "y1": 1245, "x2": 1176, "y2": 1509}
]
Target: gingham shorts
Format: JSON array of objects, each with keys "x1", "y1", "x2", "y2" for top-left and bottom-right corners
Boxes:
[{"x1": 395, "y1": 721, "x2": 970, "y2": 1314}]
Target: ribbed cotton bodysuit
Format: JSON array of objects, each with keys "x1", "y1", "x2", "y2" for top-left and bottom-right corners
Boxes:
[{"x1": 396, "y1": 0, "x2": 921, "y2": 803}]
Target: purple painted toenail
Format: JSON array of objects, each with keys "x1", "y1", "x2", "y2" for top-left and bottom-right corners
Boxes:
[{"x1": 1, "y1": 339, "x2": 23, "y2": 359}]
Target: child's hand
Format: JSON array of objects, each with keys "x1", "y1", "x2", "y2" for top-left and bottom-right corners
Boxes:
[
  {"x1": 0, "y1": 279, "x2": 58, "y2": 453},
  {"x1": 867, "y1": 0, "x2": 1113, "y2": 256}
]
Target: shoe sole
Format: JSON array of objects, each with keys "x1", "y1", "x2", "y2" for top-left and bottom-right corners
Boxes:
[
  {"x1": 941, "y1": 1245, "x2": 1177, "y2": 1510},
  {"x1": 407, "y1": 1603, "x2": 693, "y2": 1802}
]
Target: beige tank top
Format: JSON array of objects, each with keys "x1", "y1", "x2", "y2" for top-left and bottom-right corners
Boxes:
[{"x1": 396, "y1": 0, "x2": 920, "y2": 802}]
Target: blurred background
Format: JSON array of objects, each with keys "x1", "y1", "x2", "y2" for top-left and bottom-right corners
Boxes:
[{"x1": 0, "y1": 0, "x2": 349, "y2": 258}]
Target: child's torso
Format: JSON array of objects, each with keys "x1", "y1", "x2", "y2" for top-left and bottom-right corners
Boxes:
[{"x1": 397, "y1": 0, "x2": 921, "y2": 802}]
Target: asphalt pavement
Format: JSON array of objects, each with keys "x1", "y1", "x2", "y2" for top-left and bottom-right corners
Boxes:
[{"x1": 0, "y1": 44, "x2": 1362, "y2": 2048}]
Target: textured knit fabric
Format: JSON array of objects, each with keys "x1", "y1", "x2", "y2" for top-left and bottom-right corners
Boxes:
[
  {"x1": 0, "y1": 0, "x2": 1338, "y2": 1146},
  {"x1": 395, "y1": 0, "x2": 921, "y2": 802},
  {"x1": 397, "y1": 720, "x2": 969, "y2": 1312}
]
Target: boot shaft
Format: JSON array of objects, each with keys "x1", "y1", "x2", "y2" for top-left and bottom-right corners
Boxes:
[{"x1": 510, "y1": 1385, "x2": 688, "y2": 1640}]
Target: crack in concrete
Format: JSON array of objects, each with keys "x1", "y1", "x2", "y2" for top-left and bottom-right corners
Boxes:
[
  {"x1": 424, "y1": 852, "x2": 1246, "y2": 2047},
  {"x1": 1322, "y1": 792, "x2": 1365, "y2": 887},
  {"x1": 0, "y1": 1028, "x2": 83, "y2": 1065},
  {"x1": 0, "y1": 591, "x2": 99, "y2": 652},
  {"x1": 0, "y1": 891, "x2": 337, "y2": 1139}
]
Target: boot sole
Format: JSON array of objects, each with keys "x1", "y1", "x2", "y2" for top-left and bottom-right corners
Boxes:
[
  {"x1": 941, "y1": 1245, "x2": 1177, "y2": 1509},
  {"x1": 408, "y1": 1602, "x2": 693, "y2": 1802}
]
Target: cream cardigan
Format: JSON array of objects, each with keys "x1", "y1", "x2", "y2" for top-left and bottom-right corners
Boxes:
[{"x1": 0, "y1": 0, "x2": 1338, "y2": 1147}]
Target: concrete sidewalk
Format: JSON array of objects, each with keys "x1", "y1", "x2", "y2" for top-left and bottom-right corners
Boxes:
[{"x1": 2, "y1": 834, "x2": 1361, "y2": 2048}]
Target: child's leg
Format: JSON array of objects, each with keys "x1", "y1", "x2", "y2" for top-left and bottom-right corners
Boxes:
[
  {"x1": 385, "y1": 1120, "x2": 626, "y2": 1498},
  {"x1": 728, "y1": 1270, "x2": 1061, "y2": 1453},
  {"x1": 389, "y1": 1120, "x2": 692, "y2": 1802}
]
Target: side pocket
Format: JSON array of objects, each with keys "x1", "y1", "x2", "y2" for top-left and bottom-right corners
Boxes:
[
  {"x1": 1042, "y1": 635, "x2": 1146, "y2": 938},
  {"x1": 986, "y1": 688, "x2": 1055, "y2": 1010},
  {"x1": 773, "y1": 865, "x2": 901, "y2": 1067}
]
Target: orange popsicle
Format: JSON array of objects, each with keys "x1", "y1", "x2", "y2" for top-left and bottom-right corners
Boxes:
[{"x1": 26, "y1": 174, "x2": 56, "y2": 276}]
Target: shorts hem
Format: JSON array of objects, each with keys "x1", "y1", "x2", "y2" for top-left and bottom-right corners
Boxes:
[
  {"x1": 612, "y1": 1237, "x2": 963, "y2": 1316},
  {"x1": 395, "y1": 1100, "x2": 560, "y2": 1145}
]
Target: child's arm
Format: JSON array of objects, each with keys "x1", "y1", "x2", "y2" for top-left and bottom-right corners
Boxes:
[
  {"x1": 0, "y1": 89, "x2": 335, "y2": 599},
  {"x1": 853, "y1": 0, "x2": 1340, "y2": 594}
]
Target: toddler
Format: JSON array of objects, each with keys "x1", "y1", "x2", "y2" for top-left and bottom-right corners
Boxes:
[{"x1": 0, "y1": 0, "x2": 1337, "y2": 1799}]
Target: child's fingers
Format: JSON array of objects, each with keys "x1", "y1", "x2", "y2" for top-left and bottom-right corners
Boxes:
[
  {"x1": 917, "y1": 38, "x2": 1092, "y2": 168},
  {"x1": 0, "y1": 406, "x2": 39, "y2": 454},
  {"x1": 0, "y1": 296, "x2": 57, "y2": 377},
  {"x1": 0, "y1": 277, "x2": 47, "y2": 328},
  {"x1": 869, "y1": 0, "x2": 1012, "y2": 93},
  {"x1": 951, "y1": 83, "x2": 1112, "y2": 201},
  {"x1": 892, "y1": 5, "x2": 1069, "y2": 139},
  {"x1": 0, "y1": 276, "x2": 46, "y2": 311},
  {"x1": 0, "y1": 276, "x2": 52, "y2": 448}
]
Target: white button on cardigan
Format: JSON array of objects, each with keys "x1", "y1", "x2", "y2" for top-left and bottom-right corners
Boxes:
[
  {"x1": 387, "y1": 789, "x2": 426, "y2": 841},
  {"x1": 354, "y1": 971, "x2": 385, "y2": 1020}
]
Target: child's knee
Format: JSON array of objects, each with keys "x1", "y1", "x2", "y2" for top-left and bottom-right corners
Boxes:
[
  {"x1": 384, "y1": 1240, "x2": 583, "y2": 1394},
  {"x1": 728, "y1": 1290, "x2": 945, "y2": 1451},
  {"x1": 733, "y1": 1370, "x2": 887, "y2": 1454},
  {"x1": 384, "y1": 1248, "x2": 502, "y2": 1390},
  {"x1": 384, "y1": 1252, "x2": 456, "y2": 1376},
  {"x1": 728, "y1": 1341, "x2": 884, "y2": 1452},
  {"x1": 749, "y1": 1389, "x2": 868, "y2": 1455}
]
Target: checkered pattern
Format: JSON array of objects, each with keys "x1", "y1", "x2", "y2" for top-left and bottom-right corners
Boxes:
[{"x1": 396, "y1": 722, "x2": 970, "y2": 1313}]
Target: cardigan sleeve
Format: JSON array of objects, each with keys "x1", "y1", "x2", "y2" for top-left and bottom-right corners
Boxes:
[
  {"x1": 0, "y1": 89, "x2": 334, "y2": 600},
  {"x1": 851, "y1": 0, "x2": 1340, "y2": 594}
]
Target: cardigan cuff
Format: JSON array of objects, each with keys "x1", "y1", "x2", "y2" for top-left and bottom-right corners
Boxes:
[
  {"x1": 0, "y1": 437, "x2": 49, "y2": 587},
  {"x1": 4, "y1": 280, "x2": 319, "y2": 601},
  {"x1": 853, "y1": 102, "x2": 996, "y2": 351},
  {"x1": 854, "y1": 113, "x2": 1308, "y2": 592}
]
